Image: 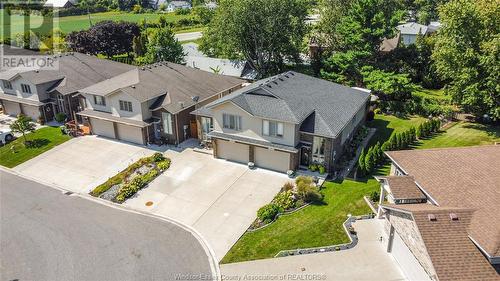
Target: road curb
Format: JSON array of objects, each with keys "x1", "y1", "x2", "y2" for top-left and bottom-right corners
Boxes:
[{"x1": 0, "y1": 166, "x2": 221, "y2": 281}]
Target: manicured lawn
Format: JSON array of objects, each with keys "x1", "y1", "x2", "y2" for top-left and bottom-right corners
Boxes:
[
  {"x1": 0, "y1": 126, "x2": 71, "y2": 168},
  {"x1": 414, "y1": 88, "x2": 450, "y2": 101},
  {"x1": 221, "y1": 179, "x2": 379, "y2": 263},
  {"x1": 366, "y1": 114, "x2": 427, "y2": 146},
  {"x1": 416, "y1": 122, "x2": 499, "y2": 149},
  {"x1": 1, "y1": 10, "x2": 191, "y2": 37}
]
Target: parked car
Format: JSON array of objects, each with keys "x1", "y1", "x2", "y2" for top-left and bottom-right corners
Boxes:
[{"x1": 0, "y1": 129, "x2": 14, "y2": 145}]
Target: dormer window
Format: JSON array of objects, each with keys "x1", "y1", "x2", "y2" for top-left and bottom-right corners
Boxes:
[
  {"x1": 119, "y1": 100, "x2": 133, "y2": 112},
  {"x1": 2, "y1": 80, "x2": 13, "y2": 90},
  {"x1": 93, "y1": 95, "x2": 106, "y2": 106},
  {"x1": 21, "y1": 84, "x2": 31, "y2": 94}
]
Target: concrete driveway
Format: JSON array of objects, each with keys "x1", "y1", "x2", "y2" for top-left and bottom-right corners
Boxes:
[
  {"x1": 125, "y1": 149, "x2": 289, "y2": 261},
  {"x1": 13, "y1": 136, "x2": 156, "y2": 193},
  {"x1": 220, "y1": 219, "x2": 407, "y2": 281}
]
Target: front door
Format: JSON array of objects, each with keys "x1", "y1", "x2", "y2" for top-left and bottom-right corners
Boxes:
[{"x1": 300, "y1": 146, "x2": 311, "y2": 166}]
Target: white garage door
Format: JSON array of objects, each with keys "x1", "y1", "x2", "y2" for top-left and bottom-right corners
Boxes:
[
  {"x1": 116, "y1": 123, "x2": 144, "y2": 145},
  {"x1": 90, "y1": 118, "x2": 115, "y2": 139},
  {"x1": 2, "y1": 101, "x2": 21, "y2": 117},
  {"x1": 21, "y1": 104, "x2": 40, "y2": 121},
  {"x1": 391, "y1": 230, "x2": 431, "y2": 281},
  {"x1": 254, "y1": 147, "x2": 290, "y2": 173},
  {"x1": 217, "y1": 140, "x2": 249, "y2": 164}
]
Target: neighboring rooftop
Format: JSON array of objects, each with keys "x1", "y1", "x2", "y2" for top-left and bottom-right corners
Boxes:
[
  {"x1": 383, "y1": 204, "x2": 499, "y2": 281},
  {"x1": 204, "y1": 71, "x2": 370, "y2": 138},
  {"x1": 381, "y1": 175, "x2": 426, "y2": 201},
  {"x1": 397, "y1": 22, "x2": 429, "y2": 35},
  {"x1": 80, "y1": 62, "x2": 244, "y2": 113},
  {"x1": 386, "y1": 145, "x2": 500, "y2": 259}
]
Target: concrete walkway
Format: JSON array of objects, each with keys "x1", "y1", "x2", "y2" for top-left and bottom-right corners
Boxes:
[{"x1": 220, "y1": 219, "x2": 407, "y2": 281}]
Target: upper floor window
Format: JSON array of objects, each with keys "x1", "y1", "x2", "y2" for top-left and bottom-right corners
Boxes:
[
  {"x1": 21, "y1": 84, "x2": 31, "y2": 94},
  {"x1": 93, "y1": 95, "x2": 106, "y2": 106},
  {"x1": 119, "y1": 100, "x2": 133, "y2": 112},
  {"x1": 263, "y1": 120, "x2": 284, "y2": 138},
  {"x1": 223, "y1": 113, "x2": 241, "y2": 131},
  {"x1": 2, "y1": 80, "x2": 13, "y2": 90}
]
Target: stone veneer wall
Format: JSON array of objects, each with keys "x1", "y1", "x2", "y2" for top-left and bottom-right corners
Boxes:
[{"x1": 386, "y1": 210, "x2": 437, "y2": 279}]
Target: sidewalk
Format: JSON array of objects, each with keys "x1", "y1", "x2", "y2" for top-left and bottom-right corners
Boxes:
[{"x1": 220, "y1": 219, "x2": 407, "y2": 281}]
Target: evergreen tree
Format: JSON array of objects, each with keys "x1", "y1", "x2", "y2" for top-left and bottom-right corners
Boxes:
[
  {"x1": 381, "y1": 141, "x2": 390, "y2": 152},
  {"x1": 358, "y1": 148, "x2": 366, "y2": 175},
  {"x1": 395, "y1": 133, "x2": 402, "y2": 149},
  {"x1": 416, "y1": 124, "x2": 423, "y2": 139},
  {"x1": 365, "y1": 147, "x2": 374, "y2": 173}
]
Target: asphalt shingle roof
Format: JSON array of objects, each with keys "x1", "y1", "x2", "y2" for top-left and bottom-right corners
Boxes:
[{"x1": 205, "y1": 71, "x2": 370, "y2": 138}]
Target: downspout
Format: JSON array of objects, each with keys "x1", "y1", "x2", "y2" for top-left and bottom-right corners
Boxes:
[{"x1": 175, "y1": 113, "x2": 180, "y2": 145}]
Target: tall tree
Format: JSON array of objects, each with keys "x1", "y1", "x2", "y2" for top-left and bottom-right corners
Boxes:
[
  {"x1": 143, "y1": 28, "x2": 184, "y2": 64},
  {"x1": 66, "y1": 21, "x2": 140, "y2": 58},
  {"x1": 317, "y1": 0, "x2": 354, "y2": 50},
  {"x1": 199, "y1": 0, "x2": 308, "y2": 78},
  {"x1": 10, "y1": 114, "x2": 36, "y2": 145},
  {"x1": 432, "y1": 0, "x2": 499, "y2": 120}
]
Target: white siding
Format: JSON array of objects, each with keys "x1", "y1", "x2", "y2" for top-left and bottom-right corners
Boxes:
[{"x1": 82, "y1": 91, "x2": 147, "y2": 122}]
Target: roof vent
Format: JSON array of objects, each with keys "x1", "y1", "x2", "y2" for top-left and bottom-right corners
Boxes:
[
  {"x1": 289, "y1": 72, "x2": 295, "y2": 76},
  {"x1": 179, "y1": 101, "x2": 184, "y2": 108},
  {"x1": 131, "y1": 85, "x2": 136, "y2": 89},
  {"x1": 449, "y1": 213, "x2": 459, "y2": 221},
  {"x1": 278, "y1": 78, "x2": 284, "y2": 81},
  {"x1": 267, "y1": 84, "x2": 272, "y2": 88},
  {"x1": 284, "y1": 75, "x2": 289, "y2": 78},
  {"x1": 191, "y1": 96, "x2": 199, "y2": 102},
  {"x1": 428, "y1": 214, "x2": 437, "y2": 221},
  {"x1": 273, "y1": 81, "x2": 278, "y2": 85},
  {"x1": 141, "y1": 67, "x2": 146, "y2": 71}
]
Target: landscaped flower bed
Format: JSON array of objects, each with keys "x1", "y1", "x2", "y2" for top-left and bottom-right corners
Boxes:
[
  {"x1": 249, "y1": 176, "x2": 323, "y2": 230},
  {"x1": 89, "y1": 152, "x2": 171, "y2": 203}
]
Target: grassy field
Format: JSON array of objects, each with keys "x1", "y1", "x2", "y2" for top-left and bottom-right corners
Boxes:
[
  {"x1": 221, "y1": 179, "x2": 378, "y2": 263},
  {"x1": 1, "y1": 10, "x2": 191, "y2": 37},
  {"x1": 222, "y1": 115, "x2": 500, "y2": 264},
  {"x1": 0, "y1": 126, "x2": 70, "y2": 168}
]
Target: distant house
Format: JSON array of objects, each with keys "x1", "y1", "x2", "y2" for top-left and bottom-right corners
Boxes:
[
  {"x1": 380, "y1": 21, "x2": 441, "y2": 52},
  {"x1": 376, "y1": 146, "x2": 500, "y2": 281},
  {"x1": 44, "y1": 0, "x2": 77, "y2": 8},
  {"x1": 205, "y1": 1, "x2": 217, "y2": 9},
  {"x1": 183, "y1": 43, "x2": 258, "y2": 80},
  {"x1": 166, "y1": 1, "x2": 191, "y2": 12}
]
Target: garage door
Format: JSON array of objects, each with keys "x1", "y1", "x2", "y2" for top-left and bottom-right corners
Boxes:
[
  {"x1": 391, "y1": 230, "x2": 431, "y2": 281},
  {"x1": 254, "y1": 147, "x2": 290, "y2": 173},
  {"x1": 90, "y1": 118, "x2": 115, "y2": 139},
  {"x1": 21, "y1": 104, "x2": 40, "y2": 121},
  {"x1": 217, "y1": 140, "x2": 249, "y2": 164},
  {"x1": 2, "y1": 101, "x2": 21, "y2": 117},
  {"x1": 116, "y1": 123, "x2": 144, "y2": 145}
]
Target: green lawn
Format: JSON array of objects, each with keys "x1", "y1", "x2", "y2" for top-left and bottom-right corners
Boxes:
[
  {"x1": 221, "y1": 179, "x2": 379, "y2": 263},
  {"x1": 366, "y1": 114, "x2": 427, "y2": 146},
  {"x1": 1, "y1": 10, "x2": 191, "y2": 37},
  {"x1": 414, "y1": 88, "x2": 450, "y2": 102},
  {"x1": 416, "y1": 122, "x2": 499, "y2": 149},
  {"x1": 0, "y1": 126, "x2": 71, "y2": 168}
]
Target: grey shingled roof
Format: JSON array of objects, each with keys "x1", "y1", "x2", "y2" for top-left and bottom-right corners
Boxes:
[
  {"x1": 80, "y1": 62, "x2": 244, "y2": 112},
  {"x1": 397, "y1": 22, "x2": 429, "y2": 35},
  {"x1": 204, "y1": 71, "x2": 370, "y2": 138}
]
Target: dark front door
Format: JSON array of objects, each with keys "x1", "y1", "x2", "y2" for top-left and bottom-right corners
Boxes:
[{"x1": 300, "y1": 146, "x2": 311, "y2": 166}]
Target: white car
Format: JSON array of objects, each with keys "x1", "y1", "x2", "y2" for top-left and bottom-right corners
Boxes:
[{"x1": 0, "y1": 129, "x2": 14, "y2": 145}]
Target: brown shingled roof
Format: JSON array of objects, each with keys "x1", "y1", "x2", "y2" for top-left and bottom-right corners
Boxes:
[
  {"x1": 383, "y1": 175, "x2": 426, "y2": 200},
  {"x1": 386, "y1": 145, "x2": 500, "y2": 259},
  {"x1": 383, "y1": 204, "x2": 499, "y2": 281}
]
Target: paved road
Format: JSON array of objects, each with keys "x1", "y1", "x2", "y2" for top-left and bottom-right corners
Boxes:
[
  {"x1": 175, "y1": 31, "x2": 203, "y2": 42},
  {"x1": 0, "y1": 170, "x2": 214, "y2": 281}
]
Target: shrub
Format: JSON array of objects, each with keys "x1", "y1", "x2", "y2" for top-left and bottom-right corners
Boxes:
[
  {"x1": 131, "y1": 176, "x2": 147, "y2": 188},
  {"x1": 116, "y1": 183, "x2": 139, "y2": 202},
  {"x1": 152, "y1": 152, "x2": 165, "y2": 162},
  {"x1": 308, "y1": 164, "x2": 317, "y2": 172},
  {"x1": 257, "y1": 204, "x2": 280, "y2": 223},
  {"x1": 304, "y1": 188, "x2": 323, "y2": 203},
  {"x1": 296, "y1": 180, "x2": 322, "y2": 203},
  {"x1": 370, "y1": 190, "x2": 380, "y2": 202},
  {"x1": 295, "y1": 176, "x2": 313, "y2": 187},
  {"x1": 374, "y1": 108, "x2": 381, "y2": 114},
  {"x1": 157, "y1": 160, "x2": 170, "y2": 171},
  {"x1": 318, "y1": 165, "x2": 326, "y2": 174},
  {"x1": 281, "y1": 181, "x2": 294, "y2": 192},
  {"x1": 358, "y1": 148, "x2": 366, "y2": 175},
  {"x1": 273, "y1": 190, "x2": 295, "y2": 210},
  {"x1": 55, "y1": 112, "x2": 66, "y2": 123}
]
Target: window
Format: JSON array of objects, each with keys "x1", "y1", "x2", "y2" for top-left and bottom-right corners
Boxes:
[
  {"x1": 312, "y1": 136, "x2": 326, "y2": 164},
  {"x1": 263, "y1": 120, "x2": 284, "y2": 137},
  {"x1": 162, "y1": 112, "x2": 173, "y2": 135},
  {"x1": 21, "y1": 84, "x2": 31, "y2": 93},
  {"x1": 201, "y1": 117, "x2": 213, "y2": 134},
  {"x1": 93, "y1": 95, "x2": 106, "y2": 106},
  {"x1": 119, "y1": 100, "x2": 133, "y2": 112},
  {"x1": 222, "y1": 113, "x2": 241, "y2": 131},
  {"x1": 2, "y1": 80, "x2": 13, "y2": 90}
]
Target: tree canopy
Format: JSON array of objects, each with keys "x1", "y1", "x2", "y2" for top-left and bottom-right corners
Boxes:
[
  {"x1": 199, "y1": 0, "x2": 309, "y2": 78},
  {"x1": 432, "y1": 0, "x2": 499, "y2": 120}
]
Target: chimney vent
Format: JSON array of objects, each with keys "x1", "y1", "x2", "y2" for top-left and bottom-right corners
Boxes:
[
  {"x1": 450, "y1": 213, "x2": 459, "y2": 221},
  {"x1": 428, "y1": 214, "x2": 437, "y2": 221}
]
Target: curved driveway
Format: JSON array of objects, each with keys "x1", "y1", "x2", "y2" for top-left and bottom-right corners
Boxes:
[{"x1": 0, "y1": 170, "x2": 214, "y2": 281}]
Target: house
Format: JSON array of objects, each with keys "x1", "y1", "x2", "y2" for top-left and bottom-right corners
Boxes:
[
  {"x1": 44, "y1": 0, "x2": 78, "y2": 8},
  {"x1": 205, "y1": 1, "x2": 217, "y2": 9},
  {"x1": 375, "y1": 146, "x2": 500, "y2": 281},
  {"x1": 77, "y1": 62, "x2": 244, "y2": 145},
  {"x1": 192, "y1": 71, "x2": 371, "y2": 173},
  {"x1": 0, "y1": 45, "x2": 134, "y2": 123},
  {"x1": 166, "y1": 1, "x2": 191, "y2": 12},
  {"x1": 183, "y1": 43, "x2": 258, "y2": 80},
  {"x1": 380, "y1": 21, "x2": 441, "y2": 52}
]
